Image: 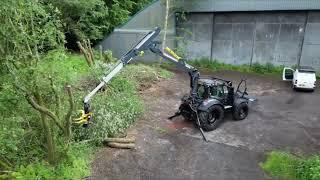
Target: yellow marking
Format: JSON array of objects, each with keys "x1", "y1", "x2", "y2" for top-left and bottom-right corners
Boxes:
[
  {"x1": 74, "y1": 110, "x2": 92, "y2": 125},
  {"x1": 165, "y1": 47, "x2": 181, "y2": 60},
  {"x1": 139, "y1": 51, "x2": 144, "y2": 56}
]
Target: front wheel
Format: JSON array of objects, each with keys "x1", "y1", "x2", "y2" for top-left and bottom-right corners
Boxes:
[
  {"x1": 179, "y1": 103, "x2": 193, "y2": 121},
  {"x1": 198, "y1": 105, "x2": 224, "y2": 131},
  {"x1": 232, "y1": 102, "x2": 249, "y2": 120}
]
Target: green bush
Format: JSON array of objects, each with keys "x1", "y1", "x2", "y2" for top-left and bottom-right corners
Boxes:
[
  {"x1": 187, "y1": 58, "x2": 284, "y2": 75},
  {"x1": 73, "y1": 63, "x2": 173, "y2": 144},
  {"x1": 261, "y1": 151, "x2": 320, "y2": 180},
  {"x1": 12, "y1": 143, "x2": 92, "y2": 180}
]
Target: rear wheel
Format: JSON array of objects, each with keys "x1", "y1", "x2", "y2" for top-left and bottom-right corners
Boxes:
[
  {"x1": 232, "y1": 102, "x2": 249, "y2": 120},
  {"x1": 198, "y1": 105, "x2": 224, "y2": 131}
]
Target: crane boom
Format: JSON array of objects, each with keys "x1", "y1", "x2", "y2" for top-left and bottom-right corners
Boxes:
[{"x1": 76, "y1": 27, "x2": 199, "y2": 126}]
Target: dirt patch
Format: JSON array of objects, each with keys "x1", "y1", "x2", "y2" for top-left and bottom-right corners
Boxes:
[{"x1": 89, "y1": 69, "x2": 320, "y2": 180}]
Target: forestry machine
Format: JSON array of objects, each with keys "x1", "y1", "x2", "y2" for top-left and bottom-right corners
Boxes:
[{"x1": 75, "y1": 27, "x2": 253, "y2": 141}]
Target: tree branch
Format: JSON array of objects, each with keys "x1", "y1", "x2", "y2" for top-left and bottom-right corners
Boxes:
[
  {"x1": 77, "y1": 41, "x2": 92, "y2": 67},
  {"x1": 0, "y1": 156, "x2": 12, "y2": 170},
  {"x1": 49, "y1": 76, "x2": 60, "y2": 118},
  {"x1": 26, "y1": 94, "x2": 64, "y2": 132},
  {"x1": 64, "y1": 85, "x2": 74, "y2": 141},
  {"x1": 87, "y1": 39, "x2": 95, "y2": 64}
]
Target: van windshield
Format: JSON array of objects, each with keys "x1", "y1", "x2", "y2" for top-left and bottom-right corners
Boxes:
[{"x1": 298, "y1": 70, "x2": 315, "y2": 74}]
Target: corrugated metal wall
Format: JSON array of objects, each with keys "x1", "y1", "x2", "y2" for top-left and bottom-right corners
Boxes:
[
  {"x1": 99, "y1": 1, "x2": 175, "y2": 62},
  {"x1": 176, "y1": 11, "x2": 320, "y2": 69},
  {"x1": 99, "y1": 0, "x2": 320, "y2": 70},
  {"x1": 174, "y1": 0, "x2": 320, "y2": 12}
]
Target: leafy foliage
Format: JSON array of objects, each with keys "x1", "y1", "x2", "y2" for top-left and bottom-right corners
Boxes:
[
  {"x1": 44, "y1": 0, "x2": 153, "y2": 49},
  {"x1": 0, "y1": 0, "x2": 64, "y2": 69},
  {"x1": 261, "y1": 151, "x2": 320, "y2": 180},
  {"x1": 0, "y1": 0, "x2": 162, "y2": 178},
  {"x1": 11, "y1": 143, "x2": 92, "y2": 179},
  {"x1": 0, "y1": 49, "x2": 172, "y2": 177},
  {"x1": 73, "y1": 63, "x2": 172, "y2": 144}
]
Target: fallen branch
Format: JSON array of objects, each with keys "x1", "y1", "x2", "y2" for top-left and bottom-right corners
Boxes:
[
  {"x1": 103, "y1": 137, "x2": 135, "y2": 143},
  {"x1": 106, "y1": 142, "x2": 135, "y2": 149}
]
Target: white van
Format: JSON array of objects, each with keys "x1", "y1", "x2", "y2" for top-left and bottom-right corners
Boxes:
[{"x1": 283, "y1": 66, "x2": 317, "y2": 91}]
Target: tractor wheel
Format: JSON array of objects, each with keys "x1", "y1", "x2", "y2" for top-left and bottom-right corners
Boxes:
[
  {"x1": 232, "y1": 102, "x2": 249, "y2": 120},
  {"x1": 179, "y1": 103, "x2": 193, "y2": 121},
  {"x1": 198, "y1": 105, "x2": 224, "y2": 131}
]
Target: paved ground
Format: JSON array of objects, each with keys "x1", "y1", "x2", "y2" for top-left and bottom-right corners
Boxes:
[{"x1": 90, "y1": 70, "x2": 320, "y2": 180}]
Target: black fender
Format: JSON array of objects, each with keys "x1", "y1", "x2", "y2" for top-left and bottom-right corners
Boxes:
[
  {"x1": 233, "y1": 97, "x2": 248, "y2": 107},
  {"x1": 198, "y1": 98, "x2": 224, "y2": 111}
]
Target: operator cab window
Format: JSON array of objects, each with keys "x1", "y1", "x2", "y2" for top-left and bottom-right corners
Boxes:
[
  {"x1": 210, "y1": 85, "x2": 224, "y2": 98},
  {"x1": 197, "y1": 85, "x2": 205, "y2": 98}
]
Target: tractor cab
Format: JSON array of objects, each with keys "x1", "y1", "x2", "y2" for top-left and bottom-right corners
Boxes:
[{"x1": 197, "y1": 77, "x2": 234, "y2": 105}]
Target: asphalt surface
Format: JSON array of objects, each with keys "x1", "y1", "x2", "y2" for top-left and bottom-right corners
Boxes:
[{"x1": 90, "y1": 70, "x2": 320, "y2": 180}]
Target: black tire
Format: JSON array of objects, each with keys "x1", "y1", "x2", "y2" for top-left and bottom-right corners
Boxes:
[
  {"x1": 198, "y1": 105, "x2": 224, "y2": 131},
  {"x1": 179, "y1": 103, "x2": 193, "y2": 121},
  {"x1": 292, "y1": 84, "x2": 297, "y2": 91},
  {"x1": 232, "y1": 102, "x2": 249, "y2": 120}
]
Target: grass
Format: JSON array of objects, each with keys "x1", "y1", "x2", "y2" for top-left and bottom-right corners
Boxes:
[
  {"x1": 261, "y1": 151, "x2": 320, "y2": 180},
  {"x1": 189, "y1": 58, "x2": 284, "y2": 75}
]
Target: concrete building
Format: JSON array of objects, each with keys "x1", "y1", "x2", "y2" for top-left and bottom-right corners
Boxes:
[{"x1": 99, "y1": 0, "x2": 320, "y2": 70}]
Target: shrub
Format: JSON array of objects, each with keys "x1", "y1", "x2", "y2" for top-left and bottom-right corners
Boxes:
[
  {"x1": 11, "y1": 143, "x2": 92, "y2": 180},
  {"x1": 73, "y1": 63, "x2": 173, "y2": 144},
  {"x1": 261, "y1": 151, "x2": 320, "y2": 180}
]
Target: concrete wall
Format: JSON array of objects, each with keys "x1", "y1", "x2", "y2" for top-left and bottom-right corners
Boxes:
[{"x1": 177, "y1": 11, "x2": 320, "y2": 69}]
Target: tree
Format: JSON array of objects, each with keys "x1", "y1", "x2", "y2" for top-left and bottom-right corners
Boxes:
[
  {"x1": 43, "y1": 0, "x2": 153, "y2": 50},
  {"x1": 0, "y1": 0, "x2": 73, "y2": 165}
]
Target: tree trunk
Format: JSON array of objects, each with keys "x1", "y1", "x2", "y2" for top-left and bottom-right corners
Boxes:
[
  {"x1": 106, "y1": 142, "x2": 135, "y2": 149},
  {"x1": 161, "y1": 0, "x2": 170, "y2": 62},
  {"x1": 104, "y1": 137, "x2": 135, "y2": 143},
  {"x1": 41, "y1": 112, "x2": 55, "y2": 165},
  {"x1": 77, "y1": 41, "x2": 93, "y2": 67},
  {"x1": 0, "y1": 157, "x2": 12, "y2": 170},
  {"x1": 64, "y1": 85, "x2": 74, "y2": 143},
  {"x1": 34, "y1": 90, "x2": 56, "y2": 165},
  {"x1": 159, "y1": 0, "x2": 170, "y2": 65}
]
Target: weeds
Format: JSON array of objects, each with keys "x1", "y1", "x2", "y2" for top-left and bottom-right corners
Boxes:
[
  {"x1": 261, "y1": 151, "x2": 320, "y2": 180},
  {"x1": 11, "y1": 144, "x2": 92, "y2": 179},
  {"x1": 189, "y1": 58, "x2": 284, "y2": 75}
]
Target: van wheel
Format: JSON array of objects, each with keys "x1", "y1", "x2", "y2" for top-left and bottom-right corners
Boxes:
[
  {"x1": 198, "y1": 105, "x2": 224, "y2": 131},
  {"x1": 292, "y1": 84, "x2": 297, "y2": 90},
  {"x1": 233, "y1": 102, "x2": 249, "y2": 120}
]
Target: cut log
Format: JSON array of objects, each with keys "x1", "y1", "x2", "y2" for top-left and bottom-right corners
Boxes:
[
  {"x1": 107, "y1": 142, "x2": 135, "y2": 149},
  {"x1": 103, "y1": 137, "x2": 135, "y2": 143}
]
